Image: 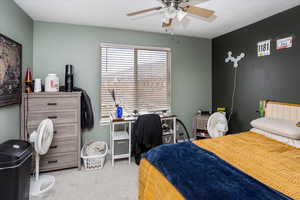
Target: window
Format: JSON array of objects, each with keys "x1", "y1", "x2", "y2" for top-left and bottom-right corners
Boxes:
[{"x1": 100, "y1": 44, "x2": 171, "y2": 123}]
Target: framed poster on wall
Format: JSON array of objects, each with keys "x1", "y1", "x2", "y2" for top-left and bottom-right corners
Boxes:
[
  {"x1": 277, "y1": 36, "x2": 293, "y2": 50},
  {"x1": 0, "y1": 34, "x2": 22, "y2": 107}
]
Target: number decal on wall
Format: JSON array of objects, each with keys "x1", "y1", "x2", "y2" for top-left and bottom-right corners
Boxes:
[{"x1": 257, "y1": 40, "x2": 271, "y2": 57}]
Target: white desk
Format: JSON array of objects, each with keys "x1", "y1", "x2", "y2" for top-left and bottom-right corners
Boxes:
[{"x1": 109, "y1": 114, "x2": 177, "y2": 166}]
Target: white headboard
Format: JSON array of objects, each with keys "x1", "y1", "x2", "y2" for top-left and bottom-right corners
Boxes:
[{"x1": 265, "y1": 101, "x2": 300, "y2": 122}]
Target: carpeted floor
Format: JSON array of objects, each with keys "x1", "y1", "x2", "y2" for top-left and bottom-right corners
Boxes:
[{"x1": 31, "y1": 159, "x2": 138, "y2": 200}]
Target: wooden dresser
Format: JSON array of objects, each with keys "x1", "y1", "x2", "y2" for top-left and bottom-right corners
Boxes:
[{"x1": 21, "y1": 92, "x2": 81, "y2": 172}]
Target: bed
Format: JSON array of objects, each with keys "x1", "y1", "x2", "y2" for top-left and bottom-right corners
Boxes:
[{"x1": 139, "y1": 101, "x2": 300, "y2": 200}]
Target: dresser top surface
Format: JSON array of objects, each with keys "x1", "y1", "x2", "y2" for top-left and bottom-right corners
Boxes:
[{"x1": 23, "y1": 92, "x2": 81, "y2": 98}]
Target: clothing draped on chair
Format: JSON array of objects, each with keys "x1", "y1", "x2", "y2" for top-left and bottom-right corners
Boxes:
[{"x1": 131, "y1": 114, "x2": 163, "y2": 165}]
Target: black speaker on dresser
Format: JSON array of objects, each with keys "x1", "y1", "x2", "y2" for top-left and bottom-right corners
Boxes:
[{"x1": 65, "y1": 64, "x2": 74, "y2": 92}]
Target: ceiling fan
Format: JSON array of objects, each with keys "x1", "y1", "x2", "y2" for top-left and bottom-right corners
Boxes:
[{"x1": 127, "y1": 0, "x2": 215, "y2": 28}]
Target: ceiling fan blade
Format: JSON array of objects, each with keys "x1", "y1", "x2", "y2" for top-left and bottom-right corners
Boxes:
[
  {"x1": 127, "y1": 6, "x2": 162, "y2": 16},
  {"x1": 183, "y1": 5, "x2": 214, "y2": 18},
  {"x1": 162, "y1": 19, "x2": 173, "y2": 28}
]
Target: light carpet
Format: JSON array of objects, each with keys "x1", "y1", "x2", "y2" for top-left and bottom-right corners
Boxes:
[{"x1": 31, "y1": 159, "x2": 138, "y2": 200}]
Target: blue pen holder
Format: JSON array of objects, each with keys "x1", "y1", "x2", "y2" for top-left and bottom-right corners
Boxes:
[{"x1": 116, "y1": 106, "x2": 123, "y2": 118}]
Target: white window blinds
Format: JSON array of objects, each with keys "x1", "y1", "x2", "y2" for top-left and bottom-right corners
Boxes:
[{"x1": 100, "y1": 45, "x2": 171, "y2": 123}]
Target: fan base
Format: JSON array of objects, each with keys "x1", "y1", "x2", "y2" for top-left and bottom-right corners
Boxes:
[{"x1": 30, "y1": 175, "x2": 55, "y2": 197}]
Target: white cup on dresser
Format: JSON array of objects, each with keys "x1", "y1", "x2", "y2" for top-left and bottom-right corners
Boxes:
[{"x1": 34, "y1": 78, "x2": 42, "y2": 92}]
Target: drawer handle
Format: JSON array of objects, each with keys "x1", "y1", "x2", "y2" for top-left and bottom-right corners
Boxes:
[
  {"x1": 48, "y1": 160, "x2": 58, "y2": 164},
  {"x1": 48, "y1": 116, "x2": 57, "y2": 119},
  {"x1": 116, "y1": 141, "x2": 127, "y2": 144},
  {"x1": 50, "y1": 145, "x2": 58, "y2": 149},
  {"x1": 53, "y1": 130, "x2": 58, "y2": 134},
  {"x1": 47, "y1": 103, "x2": 57, "y2": 106}
]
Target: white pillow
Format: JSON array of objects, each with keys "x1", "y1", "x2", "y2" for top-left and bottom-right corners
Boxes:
[
  {"x1": 250, "y1": 118, "x2": 300, "y2": 140},
  {"x1": 251, "y1": 128, "x2": 300, "y2": 148}
]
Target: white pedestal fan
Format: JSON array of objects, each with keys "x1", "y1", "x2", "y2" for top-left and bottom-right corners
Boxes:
[
  {"x1": 29, "y1": 119, "x2": 55, "y2": 197},
  {"x1": 207, "y1": 112, "x2": 228, "y2": 138}
]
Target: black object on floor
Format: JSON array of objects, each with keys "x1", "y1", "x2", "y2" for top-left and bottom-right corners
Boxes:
[
  {"x1": 0, "y1": 140, "x2": 33, "y2": 200},
  {"x1": 132, "y1": 114, "x2": 163, "y2": 165},
  {"x1": 196, "y1": 136, "x2": 209, "y2": 140}
]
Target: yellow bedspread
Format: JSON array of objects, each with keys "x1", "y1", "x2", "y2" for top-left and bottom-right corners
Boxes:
[{"x1": 139, "y1": 132, "x2": 300, "y2": 200}]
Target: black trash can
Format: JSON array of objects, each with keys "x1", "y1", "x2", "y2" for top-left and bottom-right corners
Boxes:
[{"x1": 0, "y1": 140, "x2": 33, "y2": 200}]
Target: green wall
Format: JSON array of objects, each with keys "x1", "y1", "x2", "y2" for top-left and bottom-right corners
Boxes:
[
  {"x1": 0, "y1": 0, "x2": 33, "y2": 143},
  {"x1": 33, "y1": 21, "x2": 212, "y2": 144}
]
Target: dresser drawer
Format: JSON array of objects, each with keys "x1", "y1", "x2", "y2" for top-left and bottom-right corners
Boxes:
[
  {"x1": 27, "y1": 110, "x2": 78, "y2": 126},
  {"x1": 27, "y1": 123, "x2": 78, "y2": 141},
  {"x1": 27, "y1": 97, "x2": 78, "y2": 112},
  {"x1": 47, "y1": 139, "x2": 77, "y2": 154},
  {"x1": 40, "y1": 152, "x2": 77, "y2": 172}
]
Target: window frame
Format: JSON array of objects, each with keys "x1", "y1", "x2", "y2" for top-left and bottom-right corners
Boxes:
[{"x1": 99, "y1": 43, "x2": 172, "y2": 126}]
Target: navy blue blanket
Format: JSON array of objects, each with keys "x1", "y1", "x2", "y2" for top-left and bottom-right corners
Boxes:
[{"x1": 142, "y1": 142, "x2": 291, "y2": 200}]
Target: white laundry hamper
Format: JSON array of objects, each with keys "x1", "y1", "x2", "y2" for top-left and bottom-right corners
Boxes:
[{"x1": 81, "y1": 141, "x2": 108, "y2": 170}]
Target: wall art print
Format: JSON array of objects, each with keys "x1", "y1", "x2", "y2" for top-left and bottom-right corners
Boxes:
[{"x1": 0, "y1": 34, "x2": 22, "y2": 107}]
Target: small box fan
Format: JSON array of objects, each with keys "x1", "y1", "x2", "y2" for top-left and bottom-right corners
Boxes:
[
  {"x1": 207, "y1": 112, "x2": 228, "y2": 138},
  {"x1": 29, "y1": 119, "x2": 55, "y2": 197}
]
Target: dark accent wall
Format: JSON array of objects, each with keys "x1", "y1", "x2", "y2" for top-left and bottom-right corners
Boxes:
[{"x1": 212, "y1": 6, "x2": 300, "y2": 133}]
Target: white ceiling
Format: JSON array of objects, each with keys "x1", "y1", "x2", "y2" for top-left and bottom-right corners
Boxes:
[{"x1": 15, "y1": 0, "x2": 300, "y2": 39}]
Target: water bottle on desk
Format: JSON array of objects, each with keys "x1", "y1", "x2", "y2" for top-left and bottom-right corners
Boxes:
[{"x1": 116, "y1": 105, "x2": 123, "y2": 119}]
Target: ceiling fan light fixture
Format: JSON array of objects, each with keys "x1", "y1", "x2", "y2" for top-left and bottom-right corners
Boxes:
[
  {"x1": 164, "y1": 6, "x2": 177, "y2": 19},
  {"x1": 162, "y1": 16, "x2": 171, "y2": 24},
  {"x1": 177, "y1": 10, "x2": 187, "y2": 22},
  {"x1": 127, "y1": 0, "x2": 216, "y2": 32}
]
